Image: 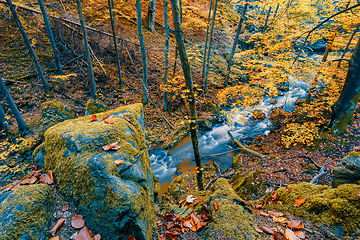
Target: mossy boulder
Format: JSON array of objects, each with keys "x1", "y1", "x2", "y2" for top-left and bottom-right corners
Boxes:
[
  {"x1": 272, "y1": 182, "x2": 360, "y2": 232},
  {"x1": 0, "y1": 184, "x2": 53, "y2": 240},
  {"x1": 203, "y1": 178, "x2": 259, "y2": 240},
  {"x1": 332, "y1": 150, "x2": 360, "y2": 187},
  {"x1": 232, "y1": 170, "x2": 265, "y2": 200},
  {"x1": 43, "y1": 103, "x2": 156, "y2": 240},
  {"x1": 41, "y1": 101, "x2": 75, "y2": 130},
  {"x1": 85, "y1": 99, "x2": 108, "y2": 115},
  {"x1": 32, "y1": 143, "x2": 46, "y2": 169}
]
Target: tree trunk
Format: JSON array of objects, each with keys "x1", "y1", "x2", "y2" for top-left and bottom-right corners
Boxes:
[
  {"x1": 136, "y1": 0, "x2": 149, "y2": 105},
  {"x1": 203, "y1": 0, "x2": 218, "y2": 92},
  {"x1": 337, "y1": 24, "x2": 359, "y2": 68},
  {"x1": 38, "y1": 0, "x2": 63, "y2": 74},
  {"x1": 329, "y1": 38, "x2": 360, "y2": 134},
  {"x1": 0, "y1": 75, "x2": 28, "y2": 135},
  {"x1": 0, "y1": 103, "x2": 10, "y2": 133},
  {"x1": 262, "y1": 6, "x2": 272, "y2": 33},
  {"x1": 224, "y1": 3, "x2": 248, "y2": 87},
  {"x1": 201, "y1": 0, "x2": 213, "y2": 79},
  {"x1": 146, "y1": 0, "x2": 157, "y2": 33},
  {"x1": 163, "y1": 0, "x2": 169, "y2": 110},
  {"x1": 108, "y1": 0, "x2": 123, "y2": 87},
  {"x1": 7, "y1": 0, "x2": 50, "y2": 93},
  {"x1": 170, "y1": 0, "x2": 203, "y2": 190},
  {"x1": 76, "y1": 0, "x2": 97, "y2": 99}
]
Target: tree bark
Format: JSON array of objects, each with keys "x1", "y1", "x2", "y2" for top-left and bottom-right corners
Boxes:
[
  {"x1": 0, "y1": 75, "x2": 28, "y2": 135},
  {"x1": 329, "y1": 38, "x2": 360, "y2": 134},
  {"x1": 38, "y1": 0, "x2": 63, "y2": 74},
  {"x1": 170, "y1": 0, "x2": 203, "y2": 190},
  {"x1": 201, "y1": 0, "x2": 213, "y2": 79},
  {"x1": 136, "y1": 0, "x2": 149, "y2": 105},
  {"x1": 0, "y1": 103, "x2": 10, "y2": 133},
  {"x1": 337, "y1": 24, "x2": 359, "y2": 68},
  {"x1": 224, "y1": 3, "x2": 248, "y2": 87},
  {"x1": 7, "y1": 0, "x2": 50, "y2": 93},
  {"x1": 76, "y1": 0, "x2": 97, "y2": 99},
  {"x1": 146, "y1": 0, "x2": 156, "y2": 33},
  {"x1": 108, "y1": 0, "x2": 123, "y2": 87},
  {"x1": 163, "y1": 0, "x2": 169, "y2": 110}
]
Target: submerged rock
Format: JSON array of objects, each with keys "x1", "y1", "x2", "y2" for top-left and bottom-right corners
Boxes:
[
  {"x1": 0, "y1": 184, "x2": 53, "y2": 240},
  {"x1": 332, "y1": 150, "x2": 360, "y2": 188},
  {"x1": 203, "y1": 178, "x2": 259, "y2": 240},
  {"x1": 43, "y1": 103, "x2": 156, "y2": 240}
]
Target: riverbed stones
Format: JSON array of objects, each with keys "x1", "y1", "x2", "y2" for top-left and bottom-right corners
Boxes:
[
  {"x1": 203, "y1": 178, "x2": 259, "y2": 240},
  {"x1": 0, "y1": 184, "x2": 53, "y2": 240},
  {"x1": 332, "y1": 150, "x2": 360, "y2": 188},
  {"x1": 43, "y1": 103, "x2": 156, "y2": 240}
]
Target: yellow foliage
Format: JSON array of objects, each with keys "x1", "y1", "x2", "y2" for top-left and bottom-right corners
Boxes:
[{"x1": 281, "y1": 122, "x2": 320, "y2": 148}]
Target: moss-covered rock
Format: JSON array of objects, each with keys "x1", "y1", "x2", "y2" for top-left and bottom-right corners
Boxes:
[
  {"x1": 232, "y1": 170, "x2": 265, "y2": 200},
  {"x1": 32, "y1": 142, "x2": 46, "y2": 169},
  {"x1": 43, "y1": 103, "x2": 156, "y2": 240},
  {"x1": 332, "y1": 150, "x2": 360, "y2": 187},
  {"x1": 85, "y1": 99, "x2": 108, "y2": 115},
  {"x1": 0, "y1": 184, "x2": 52, "y2": 240},
  {"x1": 203, "y1": 178, "x2": 259, "y2": 240},
  {"x1": 18, "y1": 136, "x2": 41, "y2": 156},
  {"x1": 272, "y1": 182, "x2": 360, "y2": 232},
  {"x1": 41, "y1": 101, "x2": 75, "y2": 130}
]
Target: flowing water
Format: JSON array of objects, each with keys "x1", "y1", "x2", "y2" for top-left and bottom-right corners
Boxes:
[{"x1": 149, "y1": 77, "x2": 311, "y2": 196}]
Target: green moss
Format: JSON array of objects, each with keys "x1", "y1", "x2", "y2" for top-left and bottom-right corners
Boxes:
[
  {"x1": 85, "y1": 99, "x2": 109, "y2": 115},
  {"x1": 350, "y1": 150, "x2": 360, "y2": 157},
  {"x1": 0, "y1": 184, "x2": 52, "y2": 240},
  {"x1": 32, "y1": 142, "x2": 45, "y2": 160},
  {"x1": 232, "y1": 170, "x2": 265, "y2": 200},
  {"x1": 271, "y1": 182, "x2": 360, "y2": 231},
  {"x1": 18, "y1": 136, "x2": 40, "y2": 155}
]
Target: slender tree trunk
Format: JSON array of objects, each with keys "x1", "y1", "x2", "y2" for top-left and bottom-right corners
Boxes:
[
  {"x1": 136, "y1": 0, "x2": 149, "y2": 105},
  {"x1": 38, "y1": 0, "x2": 63, "y2": 74},
  {"x1": 305, "y1": 33, "x2": 336, "y2": 104},
  {"x1": 203, "y1": 0, "x2": 218, "y2": 92},
  {"x1": 163, "y1": 0, "x2": 170, "y2": 110},
  {"x1": 170, "y1": 0, "x2": 203, "y2": 190},
  {"x1": 262, "y1": 6, "x2": 272, "y2": 33},
  {"x1": 146, "y1": 0, "x2": 157, "y2": 33},
  {"x1": 329, "y1": 38, "x2": 360, "y2": 134},
  {"x1": 270, "y1": 3, "x2": 279, "y2": 28},
  {"x1": 337, "y1": 24, "x2": 359, "y2": 68},
  {"x1": 201, "y1": 0, "x2": 213, "y2": 79},
  {"x1": 76, "y1": 0, "x2": 97, "y2": 99},
  {"x1": 108, "y1": 0, "x2": 123, "y2": 87},
  {"x1": 0, "y1": 103, "x2": 10, "y2": 133},
  {"x1": 224, "y1": 3, "x2": 248, "y2": 87},
  {"x1": 7, "y1": 0, "x2": 50, "y2": 93},
  {"x1": 0, "y1": 75, "x2": 28, "y2": 135}
]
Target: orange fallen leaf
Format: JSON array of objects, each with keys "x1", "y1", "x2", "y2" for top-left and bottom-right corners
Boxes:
[
  {"x1": 285, "y1": 228, "x2": 299, "y2": 240},
  {"x1": 50, "y1": 237, "x2": 60, "y2": 240},
  {"x1": 102, "y1": 115, "x2": 110, "y2": 120},
  {"x1": 273, "y1": 216, "x2": 287, "y2": 223},
  {"x1": 159, "y1": 235, "x2": 166, "y2": 239},
  {"x1": 20, "y1": 178, "x2": 31, "y2": 185},
  {"x1": 89, "y1": 115, "x2": 97, "y2": 122},
  {"x1": 76, "y1": 226, "x2": 93, "y2": 240},
  {"x1": 269, "y1": 211, "x2": 284, "y2": 217},
  {"x1": 294, "y1": 231, "x2": 305, "y2": 239},
  {"x1": 40, "y1": 173, "x2": 54, "y2": 185},
  {"x1": 293, "y1": 198, "x2": 306, "y2": 207},
  {"x1": 114, "y1": 160, "x2": 124, "y2": 165},
  {"x1": 50, "y1": 218, "x2": 66, "y2": 236},
  {"x1": 48, "y1": 170, "x2": 55, "y2": 181},
  {"x1": 213, "y1": 203, "x2": 220, "y2": 211},
  {"x1": 102, "y1": 142, "x2": 121, "y2": 151},
  {"x1": 94, "y1": 234, "x2": 101, "y2": 240},
  {"x1": 271, "y1": 191, "x2": 279, "y2": 201},
  {"x1": 183, "y1": 220, "x2": 192, "y2": 228},
  {"x1": 254, "y1": 226, "x2": 264, "y2": 233},
  {"x1": 62, "y1": 204, "x2": 69, "y2": 212},
  {"x1": 29, "y1": 177, "x2": 37, "y2": 184},
  {"x1": 66, "y1": 121, "x2": 73, "y2": 125},
  {"x1": 287, "y1": 220, "x2": 304, "y2": 230},
  {"x1": 259, "y1": 226, "x2": 275, "y2": 235},
  {"x1": 126, "y1": 235, "x2": 136, "y2": 240},
  {"x1": 286, "y1": 187, "x2": 291, "y2": 193},
  {"x1": 12, "y1": 185, "x2": 20, "y2": 190},
  {"x1": 104, "y1": 117, "x2": 115, "y2": 124},
  {"x1": 258, "y1": 211, "x2": 269, "y2": 217},
  {"x1": 71, "y1": 215, "x2": 85, "y2": 229}
]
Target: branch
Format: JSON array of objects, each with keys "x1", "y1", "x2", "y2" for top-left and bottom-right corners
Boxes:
[
  {"x1": 228, "y1": 131, "x2": 267, "y2": 159},
  {"x1": 326, "y1": 58, "x2": 350, "y2": 63},
  {"x1": 310, "y1": 158, "x2": 328, "y2": 184}
]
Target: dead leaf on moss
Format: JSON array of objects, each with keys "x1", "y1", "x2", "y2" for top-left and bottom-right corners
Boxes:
[
  {"x1": 20, "y1": 177, "x2": 31, "y2": 185},
  {"x1": 29, "y1": 177, "x2": 37, "y2": 184},
  {"x1": 269, "y1": 211, "x2": 283, "y2": 217},
  {"x1": 114, "y1": 160, "x2": 124, "y2": 165},
  {"x1": 71, "y1": 215, "x2": 85, "y2": 229},
  {"x1": 213, "y1": 203, "x2": 220, "y2": 211},
  {"x1": 102, "y1": 142, "x2": 121, "y2": 151},
  {"x1": 273, "y1": 216, "x2": 287, "y2": 223},
  {"x1": 102, "y1": 115, "x2": 110, "y2": 120},
  {"x1": 357, "y1": 192, "x2": 360, "y2": 198},
  {"x1": 259, "y1": 211, "x2": 269, "y2": 217},
  {"x1": 40, "y1": 173, "x2": 54, "y2": 185},
  {"x1": 285, "y1": 228, "x2": 299, "y2": 240},
  {"x1": 76, "y1": 226, "x2": 93, "y2": 240},
  {"x1": 286, "y1": 187, "x2": 291, "y2": 193},
  {"x1": 287, "y1": 220, "x2": 304, "y2": 230},
  {"x1": 94, "y1": 234, "x2": 101, "y2": 240},
  {"x1": 104, "y1": 117, "x2": 115, "y2": 124},
  {"x1": 50, "y1": 237, "x2": 60, "y2": 240},
  {"x1": 62, "y1": 204, "x2": 69, "y2": 212},
  {"x1": 254, "y1": 226, "x2": 264, "y2": 233},
  {"x1": 50, "y1": 218, "x2": 65, "y2": 236},
  {"x1": 89, "y1": 115, "x2": 97, "y2": 122},
  {"x1": 293, "y1": 198, "x2": 306, "y2": 207},
  {"x1": 294, "y1": 231, "x2": 305, "y2": 239},
  {"x1": 126, "y1": 235, "x2": 136, "y2": 240},
  {"x1": 259, "y1": 226, "x2": 275, "y2": 235}
]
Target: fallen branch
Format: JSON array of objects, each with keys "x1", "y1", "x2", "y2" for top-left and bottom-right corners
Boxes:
[
  {"x1": 205, "y1": 170, "x2": 235, "y2": 190},
  {"x1": 228, "y1": 131, "x2": 267, "y2": 159},
  {"x1": 310, "y1": 158, "x2": 328, "y2": 184}
]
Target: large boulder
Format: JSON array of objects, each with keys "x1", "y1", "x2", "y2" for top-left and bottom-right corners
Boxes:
[
  {"x1": 332, "y1": 150, "x2": 360, "y2": 188},
  {"x1": 203, "y1": 178, "x2": 259, "y2": 240},
  {"x1": 41, "y1": 101, "x2": 75, "y2": 130},
  {"x1": 43, "y1": 103, "x2": 156, "y2": 240},
  {"x1": 0, "y1": 184, "x2": 53, "y2": 240}
]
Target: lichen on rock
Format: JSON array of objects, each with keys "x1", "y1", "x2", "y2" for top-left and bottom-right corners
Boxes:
[
  {"x1": 0, "y1": 184, "x2": 53, "y2": 240},
  {"x1": 43, "y1": 103, "x2": 156, "y2": 240},
  {"x1": 85, "y1": 99, "x2": 109, "y2": 115},
  {"x1": 41, "y1": 101, "x2": 75, "y2": 130},
  {"x1": 332, "y1": 150, "x2": 360, "y2": 187}
]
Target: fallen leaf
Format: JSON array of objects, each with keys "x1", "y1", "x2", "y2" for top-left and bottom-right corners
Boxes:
[
  {"x1": 62, "y1": 204, "x2": 69, "y2": 212},
  {"x1": 286, "y1": 187, "x2": 291, "y2": 193},
  {"x1": 20, "y1": 178, "x2": 31, "y2": 185},
  {"x1": 67, "y1": 121, "x2": 73, "y2": 125},
  {"x1": 183, "y1": 221, "x2": 192, "y2": 228},
  {"x1": 29, "y1": 177, "x2": 37, "y2": 184},
  {"x1": 124, "y1": 115, "x2": 137, "y2": 125},
  {"x1": 259, "y1": 226, "x2": 275, "y2": 235},
  {"x1": 186, "y1": 194, "x2": 197, "y2": 203},
  {"x1": 50, "y1": 237, "x2": 60, "y2": 240},
  {"x1": 179, "y1": 199, "x2": 186, "y2": 205},
  {"x1": 126, "y1": 235, "x2": 136, "y2": 240},
  {"x1": 213, "y1": 203, "x2": 220, "y2": 211},
  {"x1": 354, "y1": 146, "x2": 360, "y2": 151},
  {"x1": 102, "y1": 142, "x2": 121, "y2": 151},
  {"x1": 48, "y1": 170, "x2": 55, "y2": 181},
  {"x1": 287, "y1": 220, "x2": 304, "y2": 230},
  {"x1": 102, "y1": 115, "x2": 110, "y2": 120},
  {"x1": 293, "y1": 198, "x2": 306, "y2": 207},
  {"x1": 285, "y1": 228, "x2": 299, "y2": 240},
  {"x1": 294, "y1": 231, "x2": 305, "y2": 239},
  {"x1": 89, "y1": 115, "x2": 97, "y2": 122},
  {"x1": 76, "y1": 226, "x2": 93, "y2": 240},
  {"x1": 71, "y1": 215, "x2": 85, "y2": 229},
  {"x1": 193, "y1": 197, "x2": 203, "y2": 205},
  {"x1": 269, "y1": 211, "x2": 284, "y2": 217},
  {"x1": 159, "y1": 235, "x2": 166, "y2": 239},
  {"x1": 271, "y1": 191, "x2": 279, "y2": 201},
  {"x1": 258, "y1": 211, "x2": 269, "y2": 217},
  {"x1": 94, "y1": 234, "x2": 101, "y2": 240},
  {"x1": 40, "y1": 173, "x2": 54, "y2": 185},
  {"x1": 104, "y1": 117, "x2": 115, "y2": 124},
  {"x1": 166, "y1": 221, "x2": 176, "y2": 229},
  {"x1": 273, "y1": 216, "x2": 287, "y2": 223},
  {"x1": 254, "y1": 226, "x2": 264, "y2": 233},
  {"x1": 50, "y1": 218, "x2": 66, "y2": 236},
  {"x1": 114, "y1": 160, "x2": 124, "y2": 165}
]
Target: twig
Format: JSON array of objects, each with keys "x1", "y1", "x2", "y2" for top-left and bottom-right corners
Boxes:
[
  {"x1": 205, "y1": 170, "x2": 235, "y2": 190},
  {"x1": 326, "y1": 58, "x2": 350, "y2": 63},
  {"x1": 310, "y1": 158, "x2": 328, "y2": 184},
  {"x1": 228, "y1": 131, "x2": 267, "y2": 159}
]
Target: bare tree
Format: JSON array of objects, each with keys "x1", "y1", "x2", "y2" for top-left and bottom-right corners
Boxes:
[{"x1": 146, "y1": 0, "x2": 157, "y2": 33}]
